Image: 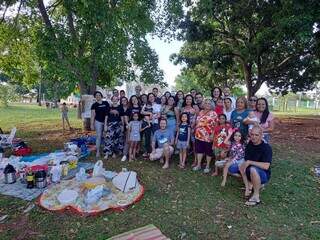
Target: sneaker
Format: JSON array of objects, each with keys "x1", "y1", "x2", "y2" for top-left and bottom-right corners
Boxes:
[
  {"x1": 192, "y1": 166, "x2": 201, "y2": 171},
  {"x1": 215, "y1": 160, "x2": 227, "y2": 168},
  {"x1": 121, "y1": 155, "x2": 127, "y2": 162},
  {"x1": 203, "y1": 168, "x2": 211, "y2": 174},
  {"x1": 104, "y1": 155, "x2": 109, "y2": 160}
]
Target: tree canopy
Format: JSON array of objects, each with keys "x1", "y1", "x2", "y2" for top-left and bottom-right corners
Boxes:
[
  {"x1": 0, "y1": 0, "x2": 184, "y2": 99},
  {"x1": 172, "y1": 0, "x2": 320, "y2": 96}
]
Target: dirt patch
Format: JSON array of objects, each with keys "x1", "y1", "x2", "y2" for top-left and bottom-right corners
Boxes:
[{"x1": 272, "y1": 117, "x2": 320, "y2": 155}]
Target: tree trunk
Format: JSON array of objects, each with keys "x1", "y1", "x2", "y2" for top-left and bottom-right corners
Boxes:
[{"x1": 243, "y1": 63, "x2": 254, "y2": 98}]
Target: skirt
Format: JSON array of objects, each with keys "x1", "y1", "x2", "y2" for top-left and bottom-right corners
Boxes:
[{"x1": 104, "y1": 121, "x2": 124, "y2": 156}]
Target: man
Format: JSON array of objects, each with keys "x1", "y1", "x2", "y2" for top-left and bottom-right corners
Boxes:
[
  {"x1": 190, "y1": 88, "x2": 197, "y2": 99},
  {"x1": 195, "y1": 92, "x2": 204, "y2": 110},
  {"x1": 135, "y1": 85, "x2": 142, "y2": 97},
  {"x1": 223, "y1": 86, "x2": 236, "y2": 109},
  {"x1": 113, "y1": 89, "x2": 119, "y2": 98},
  {"x1": 239, "y1": 126, "x2": 272, "y2": 206},
  {"x1": 152, "y1": 87, "x2": 162, "y2": 104}
]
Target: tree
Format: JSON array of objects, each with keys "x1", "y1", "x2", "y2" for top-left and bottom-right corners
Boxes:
[
  {"x1": 0, "y1": 0, "x2": 187, "y2": 96},
  {"x1": 172, "y1": 0, "x2": 320, "y2": 97},
  {"x1": 0, "y1": 83, "x2": 18, "y2": 107}
]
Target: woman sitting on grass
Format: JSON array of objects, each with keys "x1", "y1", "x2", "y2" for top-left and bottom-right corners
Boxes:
[{"x1": 149, "y1": 118, "x2": 174, "y2": 169}]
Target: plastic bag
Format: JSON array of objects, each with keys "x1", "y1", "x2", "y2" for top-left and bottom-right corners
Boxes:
[
  {"x1": 75, "y1": 167, "x2": 87, "y2": 181},
  {"x1": 51, "y1": 165, "x2": 61, "y2": 183},
  {"x1": 92, "y1": 160, "x2": 105, "y2": 177},
  {"x1": 84, "y1": 185, "x2": 103, "y2": 205}
]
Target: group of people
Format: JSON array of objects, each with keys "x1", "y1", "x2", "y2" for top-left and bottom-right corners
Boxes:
[{"x1": 90, "y1": 85, "x2": 274, "y2": 206}]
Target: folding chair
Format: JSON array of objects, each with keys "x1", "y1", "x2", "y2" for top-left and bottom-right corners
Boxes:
[{"x1": 0, "y1": 127, "x2": 17, "y2": 148}]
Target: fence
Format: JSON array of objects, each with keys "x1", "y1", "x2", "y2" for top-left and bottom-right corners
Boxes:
[{"x1": 268, "y1": 97, "x2": 320, "y2": 112}]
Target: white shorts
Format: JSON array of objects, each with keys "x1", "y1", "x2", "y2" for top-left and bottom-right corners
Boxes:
[{"x1": 150, "y1": 146, "x2": 174, "y2": 160}]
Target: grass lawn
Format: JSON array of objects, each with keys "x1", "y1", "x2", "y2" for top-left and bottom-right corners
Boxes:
[{"x1": 0, "y1": 104, "x2": 320, "y2": 239}]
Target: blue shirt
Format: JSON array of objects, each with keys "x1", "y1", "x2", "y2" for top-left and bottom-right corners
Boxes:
[
  {"x1": 153, "y1": 129, "x2": 174, "y2": 148},
  {"x1": 230, "y1": 110, "x2": 249, "y2": 136},
  {"x1": 178, "y1": 124, "x2": 189, "y2": 141}
]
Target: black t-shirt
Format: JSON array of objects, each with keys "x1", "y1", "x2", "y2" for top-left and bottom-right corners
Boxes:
[
  {"x1": 91, "y1": 101, "x2": 110, "y2": 123},
  {"x1": 120, "y1": 106, "x2": 131, "y2": 118},
  {"x1": 108, "y1": 105, "x2": 122, "y2": 122},
  {"x1": 129, "y1": 106, "x2": 141, "y2": 119},
  {"x1": 178, "y1": 124, "x2": 189, "y2": 141},
  {"x1": 245, "y1": 141, "x2": 272, "y2": 178},
  {"x1": 141, "y1": 120, "x2": 152, "y2": 134},
  {"x1": 155, "y1": 97, "x2": 161, "y2": 104}
]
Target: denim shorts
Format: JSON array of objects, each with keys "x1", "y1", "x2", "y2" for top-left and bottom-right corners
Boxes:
[
  {"x1": 246, "y1": 166, "x2": 270, "y2": 184},
  {"x1": 176, "y1": 140, "x2": 188, "y2": 150}
]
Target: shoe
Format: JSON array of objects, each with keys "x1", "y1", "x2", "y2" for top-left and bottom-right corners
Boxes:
[
  {"x1": 215, "y1": 160, "x2": 226, "y2": 168},
  {"x1": 192, "y1": 166, "x2": 201, "y2": 171},
  {"x1": 121, "y1": 155, "x2": 127, "y2": 162},
  {"x1": 104, "y1": 155, "x2": 109, "y2": 160},
  {"x1": 203, "y1": 168, "x2": 211, "y2": 174}
]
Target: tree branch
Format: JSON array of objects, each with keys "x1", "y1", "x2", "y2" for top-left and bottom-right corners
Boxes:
[{"x1": 1, "y1": 3, "x2": 9, "y2": 23}]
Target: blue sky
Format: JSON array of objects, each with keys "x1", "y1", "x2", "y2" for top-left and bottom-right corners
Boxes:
[{"x1": 147, "y1": 36, "x2": 184, "y2": 88}]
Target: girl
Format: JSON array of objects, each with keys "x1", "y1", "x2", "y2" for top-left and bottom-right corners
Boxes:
[
  {"x1": 175, "y1": 113, "x2": 191, "y2": 169},
  {"x1": 212, "y1": 114, "x2": 232, "y2": 176},
  {"x1": 221, "y1": 129, "x2": 245, "y2": 187},
  {"x1": 61, "y1": 102, "x2": 72, "y2": 131},
  {"x1": 223, "y1": 97, "x2": 233, "y2": 122},
  {"x1": 128, "y1": 112, "x2": 142, "y2": 161},
  {"x1": 214, "y1": 97, "x2": 224, "y2": 116},
  {"x1": 141, "y1": 115, "x2": 152, "y2": 158}
]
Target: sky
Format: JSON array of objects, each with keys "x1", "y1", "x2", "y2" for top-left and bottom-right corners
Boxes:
[{"x1": 147, "y1": 36, "x2": 184, "y2": 88}]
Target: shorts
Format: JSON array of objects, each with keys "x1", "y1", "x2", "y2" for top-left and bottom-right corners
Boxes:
[
  {"x1": 176, "y1": 140, "x2": 188, "y2": 150},
  {"x1": 246, "y1": 166, "x2": 270, "y2": 184},
  {"x1": 195, "y1": 139, "x2": 213, "y2": 156},
  {"x1": 149, "y1": 146, "x2": 174, "y2": 160},
  {"x1": 228, "y1": 159, "x2": 245, "y2": 174}
]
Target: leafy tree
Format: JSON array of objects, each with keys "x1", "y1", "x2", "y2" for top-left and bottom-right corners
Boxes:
[
  {"x1": 0, "y1": 0, "x2": 186, "y2": 96},
  {"x1": 0, "y1": 83, "x2": 18, "y2": 107},
  {"x1": 173, "y1": 0, "x2": 320, "y2": 97}
]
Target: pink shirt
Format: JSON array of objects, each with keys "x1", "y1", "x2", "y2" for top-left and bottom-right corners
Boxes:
[{"x1": 255, "y1": 111, "x2": 274, "y2": 131}]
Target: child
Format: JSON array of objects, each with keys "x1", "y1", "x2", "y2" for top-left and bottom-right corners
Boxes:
[
  {"x1": 221, "y1": 129, "x2": 245, "y2": 187},
  {"x1": 211, "y1": 114, "x2": 232, "y2": 176},
  {"x1": 128, "y1": 112, "x2": 142, "y2": 161},
  {"x1": 214, "y1": 97, "x2": 224, "y2": 116},
  {"x1": 175, "y1": 113, "x2": 191, "y2": 169},
  {"x1": 61, "y1": 103, "x2": 72, "y2": 131},
  {"x1": 141, "y1": 115, "x2": 152, "y2": 159},
  {"x1": 244, "y1": 111, "x2": 260, "y2": 132}
]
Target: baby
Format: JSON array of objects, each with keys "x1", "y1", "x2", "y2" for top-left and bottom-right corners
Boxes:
[{"x1": 245, "y1": 111, "x2": 260, "y2": 131}]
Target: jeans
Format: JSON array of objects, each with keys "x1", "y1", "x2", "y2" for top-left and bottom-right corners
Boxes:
[{"x1": 95, "y1": 120, "x2": 104, "y2": 155}]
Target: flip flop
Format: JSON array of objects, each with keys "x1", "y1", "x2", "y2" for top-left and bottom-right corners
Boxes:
[{"x1": 245, "y1": 198, "x2": 261, "y2": 206}]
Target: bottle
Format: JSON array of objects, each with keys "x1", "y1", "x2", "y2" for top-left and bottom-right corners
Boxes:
[{"x1": 26, "y1": 171, "x2": 34, "y2": 189}]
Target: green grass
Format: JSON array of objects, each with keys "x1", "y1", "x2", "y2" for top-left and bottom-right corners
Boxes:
[{"x1": 1, "y1": 104, "x2": 320, "y2": 239}]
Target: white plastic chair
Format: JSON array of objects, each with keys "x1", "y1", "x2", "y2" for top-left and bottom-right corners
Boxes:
[{"x1": 0, "y1": 127, "x2": 17, "y2": 148}]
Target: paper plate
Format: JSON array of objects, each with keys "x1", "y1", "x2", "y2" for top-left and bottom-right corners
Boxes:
[
  {"x1": 117, "y1": 199, "x2": 129, "y2": 206},
  {"x1": 57, "y1": 189, "x2": 78, "y2": 205}
]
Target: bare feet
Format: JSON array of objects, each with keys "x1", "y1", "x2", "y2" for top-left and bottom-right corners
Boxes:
[
  {"x1": 162, "y1": 164, "x2": 169, "y2": 169},
  {"x1": 221, "y1": 180, "x2": 226, "y2": 187},
  {"x1": 211, "y1": 171, "x2": 218, "y2": 176}
]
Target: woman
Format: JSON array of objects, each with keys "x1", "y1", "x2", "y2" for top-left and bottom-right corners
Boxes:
[
  {"x1": 150, "y1": 118, "x2": 175, "y2": 169},
  {"x1": 164, "y1": 91, "x2": 171, "y2": 99},
  {"x1": 181, "y1": 94, "x2": 199, "y2": 163},
  {"x1": 90, "y1": 91, "x2": 109, "y2": 158},
  {"x1": 175, "y1": 90, "x2": 185, "y2": 111},
  {"x1": 248, "y1": 95, "x2": 258, "y2": 111},
  {"x1": 193, "y1": 99, "x2": 217, "y2": 173},
  {"x1": 161, "y1": 96, "x2": 180, "y2": 137},
  {"x1": 211, "y1": 87, "x2": 223, "y2": 108},
  {"x1": 120, "y1": 97, "x2": 130, "y2": 162},
  {"x1": 160, "y1": 95, "x2": 167, "y2": 115},
  {"x1": 254, "y1": 98, "x2": 275, "y2": 143},
  {"x1": 223, "y1": 97, "x2": 234, "y2": 122},
  {"x1": 140, "y1": 94, "x2": 148, "y2": 106},
  {"x1": 230, "y1": 96, "x2": 249, "y2": 137},
  {"x1": 141, "y1": 93, "x2": 161, "y2": 133},
  {"x1": 104, "y1": 96, "x2": 124, "y2": 159}
]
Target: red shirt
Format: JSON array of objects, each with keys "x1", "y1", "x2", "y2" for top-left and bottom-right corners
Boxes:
[
  {"x1": 213, "y1": 123, "x2": 232, "y2": 149},
  {"x1": 215, "y1": 105, "x2": 224, "y2": 116}
]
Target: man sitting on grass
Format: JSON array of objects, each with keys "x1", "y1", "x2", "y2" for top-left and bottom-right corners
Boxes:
[{"x1": 239, "y1": 126, "x2": 272, "y2": 206}]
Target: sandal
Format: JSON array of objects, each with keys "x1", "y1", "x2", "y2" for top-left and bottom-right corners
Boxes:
[{"x1": 245, "y1": 197, "x2": 261, "y2": 206}]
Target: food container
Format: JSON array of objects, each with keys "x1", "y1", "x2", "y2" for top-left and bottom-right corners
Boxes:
[
  {"x1": 35, "y1": 170, "x2": 47, "y2": 188},
  {"x1": 4, "y1": 164, "x2": 16, "y2": 184}
]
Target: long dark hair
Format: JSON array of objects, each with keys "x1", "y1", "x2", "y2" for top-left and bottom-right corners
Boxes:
[
  {"x1": 257, "y1": 97, "x2": 270, "y2": 124},
  {"x1": 231, "y1": 130, "x2": 245, "y2": 145},
  {"x1": 129, "y1": 95, "x2": 140, "y2": 108},
  {"x1": 182, "y1": 94, "x2": 195, "y2": 107},
  {"x1": 147, "y1": 93, "x2": 156, "y2": 105},
  {"x1": 211, "y1": 87, "x2": 222, "y2": 99},
  {"x1": 174, "y1": 90, "x2": 184, "y2": 104},
  {"x1": 166, "y1": 96, "x2": 176, "y2": 110}
]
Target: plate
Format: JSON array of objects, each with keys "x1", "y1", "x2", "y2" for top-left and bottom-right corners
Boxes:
[{"x1": 57, "y1": 189, "x2": 78, "y2": 205}]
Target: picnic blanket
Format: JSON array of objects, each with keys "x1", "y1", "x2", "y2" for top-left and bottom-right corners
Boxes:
[
  {"x1": 38, "y1": 175, "x2": 144, "y2": 215},
  {"x1": 107, "y1": 224, "x2": 169, "y2": 240},
  {"x1": 0, "y1": 162, "x2": 94, "y2": 201}
]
